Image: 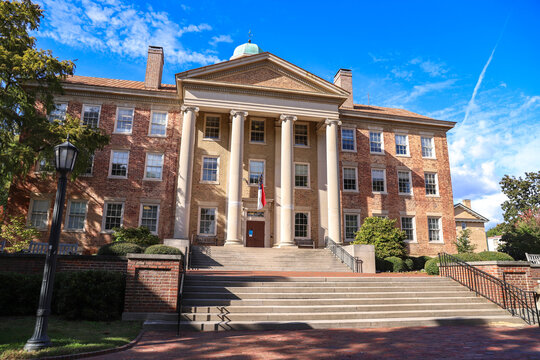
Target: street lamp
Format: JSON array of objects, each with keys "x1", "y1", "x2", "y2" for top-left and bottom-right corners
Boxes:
[{"x1": 25, "y1": 140, "x2": 78, "y2": 352}]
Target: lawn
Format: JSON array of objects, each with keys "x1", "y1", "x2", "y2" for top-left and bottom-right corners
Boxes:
[{"x1": 0, "y1": 316, "x2": 142, "y2": 359}]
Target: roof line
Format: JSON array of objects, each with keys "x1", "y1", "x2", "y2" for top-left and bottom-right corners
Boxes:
[{"x1": 454, "y1": 203, "x2": 489, "y2": 222}]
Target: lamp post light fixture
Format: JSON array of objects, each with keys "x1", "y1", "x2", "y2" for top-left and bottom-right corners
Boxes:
[{"x1": 25, "y1": 140, "x2": 78, "y2": 352}]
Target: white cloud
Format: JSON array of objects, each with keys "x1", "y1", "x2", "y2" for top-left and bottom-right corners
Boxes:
[
  {"x1": 384, "y1": 79, "x2": 457, "y2": 107},
  {"x1": 368, "y1": 52, "x2": 389, "y2": 63},
  {"x1": 210, "y1": 35, "x2": 233, "y2": 46},
  {"x1": 391, "y1": 68, "x2": 413, "y2": 80},
  {"x1": 36, "y1": 0, "x2": 221, "y2": 66},
  {"x1": 409, "y1": 57, "x2": 447, "y2": 77}
]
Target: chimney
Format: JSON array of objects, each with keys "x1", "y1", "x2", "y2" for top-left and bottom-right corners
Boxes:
[
  {"x1": 145, "y1": 46, "x2": 164, "y2": 89},
  {"x1": 463, "y1": 199, "x2": 472, "y2": 208},
  {"x1": 333, "y1": 69, "x2": 353, "y2": 108}
]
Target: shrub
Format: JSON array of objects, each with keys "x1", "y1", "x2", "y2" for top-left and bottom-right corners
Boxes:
[
  {"x1": 375, "y1": 257, "x2": 392, "y2": 272},
  {"x1": 477, "y1": 251, "x2": 514, "y2": 261},
  {"x1": 425, "y1": 258, "x2": 440, "y2": 275},
  {"x1": 1, "y1": 215, "x2": 40, "y2": 253},
  {"x1": 54, "y1": 271, "x2": 125, "y2": 320},
  {"x1": 112, "y1": 226, "x2": 160, "y2": 248},
  {"x1": 353, "y1": 217, "x2": 407, "y2": 258},
  {"x1": 97, "y1": 242, "x2": 143, "y2": 256},
  {"x1": 412, "y1": 256, "x2": 431, "y2": 271},
  {"x1": 454, "y1": 229, "x2": 476, "y2": 253},
  {"x1": 144, "y1": 244, "x2": 183, "y2": 255},
  {"x1": 384, "y1": 256, "x2": 407, "y2": 272},
  {"x1": 404, "y1": 258, "x2": 414, "y2": 271},
  {"x1": 452, "y1": 253, "x2": 482, "y2": 262},
  {"x1": 0, "y1": 272, "x2": 41, "y2": 315}
]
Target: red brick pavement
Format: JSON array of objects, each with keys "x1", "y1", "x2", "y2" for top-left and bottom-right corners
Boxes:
[{"x1": 90, "y1": 326, "x2": 540, "y2": 360}]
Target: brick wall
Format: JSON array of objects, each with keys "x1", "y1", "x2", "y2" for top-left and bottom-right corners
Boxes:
[{"x1": 0, "y1": 253, "x2": 127, "y2": 274}]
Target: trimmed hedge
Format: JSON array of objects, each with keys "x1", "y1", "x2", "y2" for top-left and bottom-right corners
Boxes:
[
  {"x1": 384, "y1": 256, "x2": 407, "y2": 272},
  {"x1": 144, "y1": 245, "x2": 183, "y2": 255},
  {"x1": 0, "y1": 272, "x2": 41, "y2": 315},
  {"x1": 423, "y1": 252, "x2": 515, "y2": 275},
  {"x1": 425, "y1": 258, "x2": 440, "y2": 275},
  {"x1": 112, "y1": 226, "x2": 160, "y2": 248},
  {"x1": 404, "y1": 258, "x2": 414, "y2": 271},
  {"x1": 97, "y1": 242, "x2": 144, "y2": 256},
  {"x1": 477, "y1": 251, "x2": 514, "y2": 261},
  {"x1": 412, "y1": 256, "x2": 431, "y2": 271},
  {"x1": 375, "y1": 257, "x2": 392, "y2": 272}
]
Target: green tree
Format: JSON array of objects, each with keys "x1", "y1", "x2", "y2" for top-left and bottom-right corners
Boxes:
[
  {"x1": 0, "y1": 0, "x2": 109, "y2": 206},
  {"x1": 353, "y1": 217, "x2": 407, "y2": 259},
  {"x1": 453, "y1": 229, "x2": 476, "y2": 253},
  {"x1": 500, "y1": 171, "x2": 540, "y2": 223},
  {"x1": 486, "y1": 223, "x2": 506, "y2": 237},
  {"x1": 1, "y1": 214, "x2": 40, "y2": 252},
  {"x1": 499, "y1": 211, "x2": 540, "y2": 260}
]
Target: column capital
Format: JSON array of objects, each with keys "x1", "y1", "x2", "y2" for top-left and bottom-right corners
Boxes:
[
  {"x1": 325, "y1": 118, "x2": 342, "y2": 126},
  {"x1": 230, "y1": 110, "x2": 249, "y2": 118},
  {"x1": 279, "y1": 114, "x2": 297, "y2": 123},
  {"x1": 181, "y1": 105, "x2": 199, "y2": 115}
]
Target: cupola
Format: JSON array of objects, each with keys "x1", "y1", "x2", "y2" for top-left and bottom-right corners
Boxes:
[{"x1": 230, "y1": 40, "x2": 263, "y2": 60}]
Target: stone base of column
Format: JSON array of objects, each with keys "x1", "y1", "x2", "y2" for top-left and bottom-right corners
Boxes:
[
  {"x1": 277, "y1": 242, "x2": 297, "y2": 248},
  {"x1": 224, "y1": 239, "x2": 243, "y2": 246}
]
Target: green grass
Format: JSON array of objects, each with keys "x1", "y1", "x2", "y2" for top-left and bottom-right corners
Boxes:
[{"x1": 0, "y1": 316, "x2": 142, "y2": 359}]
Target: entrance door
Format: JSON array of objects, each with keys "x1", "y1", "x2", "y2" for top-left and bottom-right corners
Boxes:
[{"x1": 246, "y1": 221, "x2": 265, "y2": 247}]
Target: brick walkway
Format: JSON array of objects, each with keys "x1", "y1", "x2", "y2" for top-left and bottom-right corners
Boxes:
[{"x1": 90, "y1": 326, "x2": 540, "y2": 360}]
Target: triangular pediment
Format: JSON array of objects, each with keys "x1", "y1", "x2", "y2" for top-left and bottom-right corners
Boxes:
[
  {"x1": 454, "y1": 204, "x2": 489, "y2": 222},
  {"x1": 176, "y1": 53, "x2": 349, "y2": 98}
]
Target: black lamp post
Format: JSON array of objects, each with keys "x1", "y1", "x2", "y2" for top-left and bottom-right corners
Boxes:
[{"x1": 25, "y1": 140, "x2": 78, "y2": 352}]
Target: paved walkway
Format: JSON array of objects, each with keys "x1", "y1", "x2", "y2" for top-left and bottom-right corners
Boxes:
[{"x1": 91, "y1": 325, "x2": 540, "y2": 360}]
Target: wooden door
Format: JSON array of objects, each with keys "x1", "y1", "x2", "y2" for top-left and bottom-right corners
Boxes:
[{"x1": 246, "y1": 221, "x2": 265, "y2": 247}]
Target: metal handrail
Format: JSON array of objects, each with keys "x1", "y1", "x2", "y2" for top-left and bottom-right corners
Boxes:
[
  {"x1": 176, "y1": 246, "x2": 189, "y2": 336},
  {"x1": 438, "y1": 252, "x2": 540, "y2": 326},
  {"x1": 325, "y1": 237, "x2": 362, "y2": 273}
]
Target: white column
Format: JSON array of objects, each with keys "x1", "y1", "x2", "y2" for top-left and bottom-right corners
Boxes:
[
  {"x1": 325, "y1": 119, "x2": 343, "y2": 244},
  {"x1": 279, "y1": 114, "x2": 297, "y2": 247},
  {"x1": 174, "y1": 106, "x2": 199, "y2": 239},
  {"x1": 224, "y1": 110, "x2": 248, "y2": 246}
]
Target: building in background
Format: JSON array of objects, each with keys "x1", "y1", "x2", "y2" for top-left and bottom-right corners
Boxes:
[
  {"x1": 454, "y1": 199, "x2": 489, "y2": 252},
  {"x1": 8, "y1": 42, "x2": 457, "y2": 256}
]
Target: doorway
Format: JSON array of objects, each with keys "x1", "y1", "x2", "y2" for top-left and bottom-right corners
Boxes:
[{"x1": 246, "y1": 221, "x2": 265, "y2": 247}]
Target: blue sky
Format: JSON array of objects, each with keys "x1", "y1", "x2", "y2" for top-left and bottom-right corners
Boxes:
[{"x1": 34, "y1": 0, "x2": 540, "y2": 228}]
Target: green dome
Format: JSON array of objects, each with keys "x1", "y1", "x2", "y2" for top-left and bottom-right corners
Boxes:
[{"x1": 230, "y1": 41, "x2": 263, "y2": 60}]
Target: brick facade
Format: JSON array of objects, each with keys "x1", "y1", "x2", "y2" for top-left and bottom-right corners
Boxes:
[{"x1": 0, "y1": 253, "x2": 127, "y2": 274}]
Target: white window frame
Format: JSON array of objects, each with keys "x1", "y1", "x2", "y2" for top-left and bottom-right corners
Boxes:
[
  {"x1": 249, "y1": 117, "x2": 266, "y2": 144},
  {"x1": 395, "y1": 133, "x2": 410, "y2": 156},
  {"x1": 421, "y1": 136, "x2": 436, "y2": 159},
  {"x1": 371, "y1": 168, "x2": 387, "y2": 194},
  {"x1": 248, "y1": 159, "x2": 266, "y2": 186},
  {"x1": 369, "y1": 131, "x2": 385, "y2": 155},
  {"x1": 294, "y1": 162, "x2": 310, "y2": 189},
  {"x1": 28, "y1": 198, "x2": 50, "y2": 230},
  {"x1": 200, "y1": 156, "x2": 220, "y2": 184},
  {"x1": 428, "y1": 217, "x2": 444, "y2": 243},
  {"x1": 139, "y1": 203, "x2": 160, "y2": 235},
  {"x1": 293, "y1": 122, "x2": 309, "y2": 147},
  {"x1": 344, "y1": 213, "x2": 360, "y2": 242},
  {"x1": 203, "y1": 114, "x2": 221, "y2": 141},
  {"x1": 397, "y1": 170, "x2": 413, "y2": 196},
  {"x1": 401, "y1": 216, "x2": 416, "y2": 243},
  {"x1": 341, "y1": 127, "x2": 357, "y2": 152},
  {"x1": 101, "y1": 202, "x2": 124, "y2": 233},
  {"x1": 424, "y1": 172, "x2": 439, "y2": 196},
  {"x1": 64, "y1": 200, "x2": 88, "y2": 232},
  {"x1": 81, "y1": 104, "x2": 101, "y2": 128},
  {"x1": 197, "y1": 206, "x2": 218, "y2": 236},
  {"x1": 143, "y1": 153, "x2": 164, "y2": 181},
  {"x1": 113, "y1": 107, "x2": 134, "y2": 134},
  {"x1": 148, "y1": 111, "x2": 168, "y2": 137},
  {"x1": 108, "y1": 150, "x2": 130, "y2": 179},
  {"x1": 294, "y1": 211, "x2": 311, "y2": 240},
  {"x1": 342, "y1": 167, "x2": 358, "y2": 192},
  {"x1": 48, "y1": 103, "x2": 68, "y2": 123}
]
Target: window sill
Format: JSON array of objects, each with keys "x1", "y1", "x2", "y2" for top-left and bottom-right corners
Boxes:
[
  {"x1": 372, "y1": 191, "x2": 387, "y2": 195},
  {"x1": 294, "y1": 145, "x2": 310, "y2": 149},
  {"x1": 108, "y1": 176, "x2": 128, "y2": 179},
  {"x1": 249, "y1": 141, "x2": 267, "y2": 145},
  {"x1": 399, "y1": 193, "x2": 413, "y2": 196},
  {"x1": 426, "y1": 194, "x2": 440, "y2": 198},
  {"x1": 404, "y1": 240, "x2": 418, "y2": 244},
  {"x1": 341, "y1": 149, "x2": 357, "y2": 153},
  {"x1": 63, "y1": 229, "x2": 85, "y2": 233},
  {"x1": 80, "y1": 174, "x2": 93, "y2": 177},
  {"x1": 143, "y1": 178, "x2": 163, "y2": 182},
  {"x1": 200, "y1": 181, "x2": 220, "y2": 185},
  {"x1": 343, "y1": 189, "x2": 359, "y2": 193},
  {"x1": 396, "y1": 154, "x2": 411, "y2": 158},
  {"x1": 370, "y1": 151, "x2": 385, "y2": 156},
  {"x1": 112, "y1": 132, "x2": 132, "y2": 135},
  {"x1": 100, "y1": 230, "x2": 114, "y2": 234},
  {"x1": 148, "y1": 134, "x2": 167, "y2": 138},
  {"x1": 295, "y1": 186, "x2": 311, "y2": 190},
  {"x1": 422, "y1": 156, "x2": 437, "y2": 160},
  {"x1": 202, "y1": 138, "x2": 221, "y2": 142},
  {"x1": 428, "y1": 241, "x2": 444, "y2": 244},
  {"x1": 197, "y1": 233, "x2": 217, "y2": 237}
]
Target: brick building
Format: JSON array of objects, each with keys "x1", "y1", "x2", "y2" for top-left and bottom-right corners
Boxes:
[
  {"x1": 8, "y1": 42, "x2": 457, "y2": 256},
  {"x1": 454, "y1": 199, "x2": 489, "y2": 252}
]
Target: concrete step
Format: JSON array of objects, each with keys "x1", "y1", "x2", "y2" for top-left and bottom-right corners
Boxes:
[
  {"x1": 185, "y1": 275, "x2": 452, "y2": 283},
  {"x1": 183, "y1": 285, "x2": 466, "y2": 293},
  {"x1": 183, "y1": 280, "x2": 456, "y2": 287}
]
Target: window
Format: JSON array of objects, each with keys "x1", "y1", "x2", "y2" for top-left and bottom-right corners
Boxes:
[
  {"x1": 371, "y1": 169, "x2": 386, "y2": 193},
  {"x1": 343, "y1": 167, "x2": 358, "y2": 191},
  {"x1": 428, "y1": 217, "x2": 442, "y2": 242},
  {"x1": 401, "y1": 217, "x2": 415, "y2": 242},
  {"x1": 201, "y1": 156, "x2": 219, "y2": 183},
  {"x1": 204, "y1": 115, "x2": 220, "y2": 139},
  {"x1": 421, "y1": 137, "x2": 435, "y2": 158},
  {"x1": 344, "y1": 214, "x2": 360, "y2": 241},
  {"x1": 110, "y1": 150, "x2": 129, "y2": 178},
  {"x1": 103, "y1": 202, "x2": 123, "y2": 231},
  {"x1": 424, "y1": 173, "x2": 439, "y2": 196},
  {"x1": 395, "y1": 134, "x2": 409, "y2": 155},
  {"x1": 199, "y1": 207, "x2": 216, "y2": 235},
  {"x1": 66, "y1": 201, "x2": 87, "y2": 231},
  {"x1": 370, "y1": 131, "x2": 384, "y2": 153},
  {"x1": 250, "y1": 119, "x2": 265, "y2": 143},
  {"x1": 461, "y1": 222, "x2": 467, "y2": 230},
  {"x1": 149, "y1": 111, "x2": 167, "y2": 136},
  {"x1": 294, "y1": 123, "x2": 308, "y2": 146},
  {"x1": 294, "y1": 163, "x2": 309, "y2": 188},
  {"x1": 144, "y1": 153, "x2": 164, "y2": 180},
  {"x1": 115, "y1": 108, "x2": 134, "y2": 134},
  {"x1": 140, "y1": 204, "x2": 159, "y2": 233},
  {"x1": 249, "y1": 160, "x2": 264, "y2": 185},
  {"x1": 83, "y1": 155, "x2": 94, "y2": 176},
  {"x1": 82, "y1": 105, "x2": 100, "y2": 128},
  {"x1": 398, "y1": 171, "x2": 412, "y2": 195},
  {"x1": 29, "y1": 199, "x2": 49, "y2": 229},
  {"x1": 48, "y1": 103, "x2": 67, "y2": 123},
  {"x1": 341, "y1": 128, "x2": 356, "y2": 151},
  {"x1": 294, "y1": 212, "x2": 309, "y2": 238}
]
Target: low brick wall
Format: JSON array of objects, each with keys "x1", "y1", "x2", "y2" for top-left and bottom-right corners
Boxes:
[
  {"x1": 123, "y1": 254, "x2": 182, "y2": 314},
  {"x1": 0, "y1": 253, "x2": 127, "y2": 274},
  {"x1": 467, "y1": 261, "x2": 538, "y2": 292}
]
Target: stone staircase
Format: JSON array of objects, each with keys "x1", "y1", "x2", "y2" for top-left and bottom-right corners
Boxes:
[
  {"x1": 144, "y1": 274, "x2": 527, "y2": 331},
  {"x1": 189, "y1": 246, "x2": 352, "y2": 272}
]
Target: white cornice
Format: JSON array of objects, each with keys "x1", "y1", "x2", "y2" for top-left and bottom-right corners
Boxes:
[
  {"x1": 61, "y1": 83, "x2": 180, "y2": 103},
  {"x1": 340, "y1": 109, "x2": 456, "y2": 130}
]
